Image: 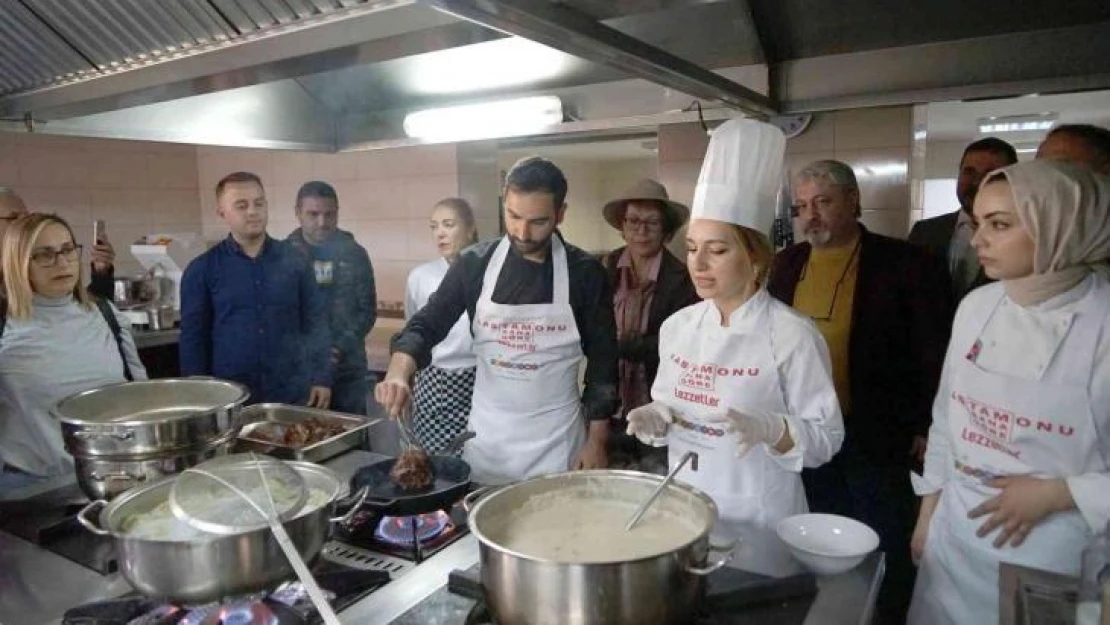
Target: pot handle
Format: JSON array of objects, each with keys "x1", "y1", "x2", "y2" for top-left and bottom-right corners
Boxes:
[
  {"x1": 461, "y1": 485, "x2": 496, "y2": 514},
  {"x1": 330, "y1": 486, "x2": 371, "y2": 524},
  {"x1": 686, "y1": 539, "x2": 740, "y2": 576},
  {"x1": 73, "y1": 430, "x2": 135, "y2": 441},
  {"x1": 76, "y1": 500, "x2": 110, "y2": 536}
]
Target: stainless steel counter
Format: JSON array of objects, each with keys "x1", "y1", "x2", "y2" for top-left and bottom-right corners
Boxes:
[{"x1": 0, "y1": 451, "x2": 883, "y2": 625}]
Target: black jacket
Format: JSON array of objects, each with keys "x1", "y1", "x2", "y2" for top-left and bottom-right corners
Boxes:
[
  {"x1": 768, "y1": 227, "x2": 954, "y2": 466},
  {"x1": 602, "y1": 247, "x2": 700, "y2": 386},
  {"x1": 287, "y1": 229, "x2": 376, "y2": 371},
  {"x1": 908, "y1": 210, "x2": 992, "y2": 300}
]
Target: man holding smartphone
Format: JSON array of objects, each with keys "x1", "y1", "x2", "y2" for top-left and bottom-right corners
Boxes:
[{"x1": 0, "y1": 188, "x2": 117, "y2": 298}]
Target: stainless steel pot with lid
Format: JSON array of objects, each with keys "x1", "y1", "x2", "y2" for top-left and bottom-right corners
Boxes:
[
  {"x1": 55, "y1": 378, "x2": 250, "y2": 456},
  {"x1": 465, "y1": 470, "x2": 734, "y2": 625},
  {"x1": 76, "y1": 461, "x2": 366, "y2": 603}
]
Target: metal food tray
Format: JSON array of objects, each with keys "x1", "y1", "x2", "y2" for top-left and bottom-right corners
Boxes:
[{"x1": 235, "y1": 404, "x2": 376, "y2": 463}]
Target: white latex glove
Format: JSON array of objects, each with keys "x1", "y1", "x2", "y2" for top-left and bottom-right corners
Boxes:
[
  {"x1": 708, "y1": 408, "x2": 787, "y2": 458},
  {"x1": 625, "y1": 402, "x2": 674, "y2": 446}
]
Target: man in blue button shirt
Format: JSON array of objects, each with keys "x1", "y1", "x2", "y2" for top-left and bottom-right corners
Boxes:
[{"x1": 180, "y1": 172, "x2": 333, "y2": 407}]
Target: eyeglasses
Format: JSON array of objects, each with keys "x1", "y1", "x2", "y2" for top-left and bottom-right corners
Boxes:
[
  {"x1": 624, "y1": 216, "x2": 663, "y2": 231},
  {"x1": 798, "y1": 239, "x2": 861, "y2": 322},
  {"x1": 30, "y1": 243, "x2": 82, "y2": 268}
]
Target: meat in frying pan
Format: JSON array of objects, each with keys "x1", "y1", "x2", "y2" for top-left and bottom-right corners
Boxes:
[{"x1": 390, "y1": 449, "x2": 433, "y2": 490}]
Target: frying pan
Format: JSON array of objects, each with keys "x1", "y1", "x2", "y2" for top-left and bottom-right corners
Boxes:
[{"x1": 348, "y1": 454, "x2": 472, "y2": 516}]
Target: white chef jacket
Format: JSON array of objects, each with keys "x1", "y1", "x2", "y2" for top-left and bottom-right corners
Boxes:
[
  {"x1": 915, "y1": 274, "x2": 1110, "y2": 529},
  {"x1": 655, "y1": 292, "x2": 844, "y2": 523},
  {"x1": 405, "y1": 258, "x2": 476, "y2": 371}
]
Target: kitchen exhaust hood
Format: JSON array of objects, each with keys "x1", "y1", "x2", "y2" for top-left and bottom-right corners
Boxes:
[{"x1": 0, "y1": 0, "x2": 1107, "y2": 151}]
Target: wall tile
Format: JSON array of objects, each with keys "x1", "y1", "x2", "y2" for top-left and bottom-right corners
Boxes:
[
  {"x1": 372, "y1": 259, "x2": 420, "y2": 305},
  {"x1": 0, "y1": 151, "x2": 18, "y2": 186},
  {"x1": 404, "y1": 174, "x2": 458, "y2": 218},
  {"x1": 312, "y1": 152, "x2": 360, "y2": 182},
  {"x1": 837, "y1": 147, "x2": 911, "y2": 211},
  {"x1": 355, "y1": 219, "x2": 411, "y2": 261},
  {"x1": 89, "y1": 151, "x2": 148, "y2": 188},
  {"x1": 147, "y1": 152, "x2": 198, "y2": 189},
  {"x1": 17, "y1": 147, "x2": 58, "y2": 187},
  {"x1": 420, "y1": 144, "x2": 457, "y2": 176},
  {"x1": 20, "y1": 187, "x2": 93, "y2": 226},
  {"x1": 271, "y1": 152, "x2": 314, "y2": 187},
  {"x1": 353, "y1": 150, "x2": 393, "y2": 181},
  {"x1": 833, "y1": 106, "x2": 912, "y2": 150},
  {"x1": 91, "y1": 188, "x2": 151, "y2": 226}
]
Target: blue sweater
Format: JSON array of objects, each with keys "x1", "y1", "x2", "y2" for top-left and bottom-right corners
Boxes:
[{"x1": 179, "y1": 235, "x2": 332, "y2": 404}]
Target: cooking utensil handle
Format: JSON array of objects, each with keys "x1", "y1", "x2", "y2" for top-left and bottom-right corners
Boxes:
[
  {"x1": 330, "y1": 486, "x2": 370, "y2": 523},
  {"x1": 625, "y1": 451, "x2": 697, "y2": 531},
  {"x1": 73, "y1": 430, "x2": 134, "y2": 441},
  {"x1": 76, "y1": 500, "x2": 110, "y2": 536},
  {"x1": 686, "y1": 540, "x2": 739, "y2": 576},
  {"x1": 462, "y1": 486, "x2": 495, "y2": 514},
  {"x1": 443, "y1": 430, "x2": 476, "y2": 456},
  {"x1": 270, "y1": 521, "x2": 342, "y2": 625}
]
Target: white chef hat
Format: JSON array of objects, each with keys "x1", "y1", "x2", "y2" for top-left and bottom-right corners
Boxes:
[{"x1": 690, "y1": 118, "x2": 786, "y2": 234}]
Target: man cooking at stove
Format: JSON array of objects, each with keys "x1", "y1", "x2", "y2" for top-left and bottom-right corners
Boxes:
[
  {"x1": 377, "y1": 157, "x2": 619, "y2": 485},
  {"x1": 624, "y1": 119, "x2": 844, "y2": 529}
]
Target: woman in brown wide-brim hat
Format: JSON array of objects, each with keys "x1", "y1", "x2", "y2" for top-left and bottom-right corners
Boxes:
[{"x1": 600, "y1": 179, "x2": 700, "y2": 472}]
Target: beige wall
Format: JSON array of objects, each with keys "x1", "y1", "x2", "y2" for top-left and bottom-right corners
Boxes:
[
  {"x1": 496, "y1": 154, "x2": 657, "y2": 255},
  {"x1": 0, "y1": 133, "x2": 201, "y2": 277},
  {"x1": 195, "y1": 144, "x2": 469, "y2": 307}
]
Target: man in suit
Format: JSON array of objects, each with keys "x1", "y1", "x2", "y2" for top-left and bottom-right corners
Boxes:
[
  {"x1": 1036, "y1": 123, "x2": 1110, "y2": 174},
  {"x1": 908, "y1": 137, "x2": 1017, "y2": 301},
  {"x1": 768, "y1": 160, "x2": 953, "y2": 625}
]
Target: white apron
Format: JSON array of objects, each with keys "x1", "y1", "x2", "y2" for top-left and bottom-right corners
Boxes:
[
  {"x1": 659, "y1": 296, "x2": 806, "y2": 527},
  {"x1": 462, "y1": 236, "x2": 587, "y2": 485},
  {"x1": 908, "y1": 287, "x2": 1109, "y2": 625}
]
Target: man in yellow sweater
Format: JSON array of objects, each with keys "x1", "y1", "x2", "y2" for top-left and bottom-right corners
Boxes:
[{"x1": 768, "y1": 160, "x2": 953, "y2": 625}]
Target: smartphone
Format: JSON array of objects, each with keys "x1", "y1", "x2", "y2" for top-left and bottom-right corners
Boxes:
[{"x1": 92, "y1": 219, "x2": 105, "y2": 245}]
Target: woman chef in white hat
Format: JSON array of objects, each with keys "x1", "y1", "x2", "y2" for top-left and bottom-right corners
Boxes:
[
  {"x1": 908, "y1": 160, "x2": 1110, "y2": 625},
  {"x1": 625, "y1": 119, "x2": 844, "y2": 528}
]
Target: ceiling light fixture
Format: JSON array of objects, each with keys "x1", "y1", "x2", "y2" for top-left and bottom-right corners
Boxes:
[
  {"x1": 403, "y1": 96, "x2": 564, "y2": 142},
  {"x1": 977, "y1": 112, "x2": 1058, "y2": 134}
]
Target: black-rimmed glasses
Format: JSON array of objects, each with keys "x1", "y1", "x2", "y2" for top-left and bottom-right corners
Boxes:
[{"x1": 30, "y1": 243, "x2": 82, "y2": 268}]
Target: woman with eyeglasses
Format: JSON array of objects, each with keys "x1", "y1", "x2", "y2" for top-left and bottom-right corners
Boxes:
[
  {"x1": 0, "y1": 213, "x2": 147, "y2": 498},
  {"x1": 624, "y1": 120, "x2": 843, "y2": 529},
  {"x1": 404, "y1": 198, "x2": 479, "y2": 455},
  {"x1": 600, "y1": 180, "x2": 699, "y2": 471}
]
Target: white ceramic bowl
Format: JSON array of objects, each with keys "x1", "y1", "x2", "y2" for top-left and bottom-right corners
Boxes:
[{"x1": 775, "y1": 513, "x2": 880, "y2": 575}]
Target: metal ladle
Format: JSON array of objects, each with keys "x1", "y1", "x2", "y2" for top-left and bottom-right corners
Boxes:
[{"x1": 625, "y1": 451, "x2": 698, "y2": 531}]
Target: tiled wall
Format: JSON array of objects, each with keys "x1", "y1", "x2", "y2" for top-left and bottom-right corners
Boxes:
[
  {"x1": 195, "y1": 144, "x2": 463, "y2": 305},
  {"x1": 0, "y1": 132, "x2": 201, "y2": 277}
]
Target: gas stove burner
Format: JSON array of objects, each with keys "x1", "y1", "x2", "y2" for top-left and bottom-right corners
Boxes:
[
  {"x1": 374, "y1": 511, "x2": 451, "y2": 546},
  {"x1": 179, "y1": 600, "x2": 283, "y2": 625}
]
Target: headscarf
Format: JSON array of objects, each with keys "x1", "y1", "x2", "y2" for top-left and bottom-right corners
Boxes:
[{"x1": 985, "y1": 160, "x2": 1110, "y2": 306}]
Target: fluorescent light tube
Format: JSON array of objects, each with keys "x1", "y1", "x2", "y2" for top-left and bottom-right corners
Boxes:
[{"x1": 403, "y1": 96, "x2": 564, "y2": 142}]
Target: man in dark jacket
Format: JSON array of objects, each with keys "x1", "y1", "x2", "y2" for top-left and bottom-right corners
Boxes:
[
  {"x1": 768, "y1": 160, "x2": 952, "y2": 625},
  {"x1": 287, "y1": 181, "x2": 376, "y2": 415},
  {"x1": 908, "y1": 137, "x2": 1017, "y2": 301}
]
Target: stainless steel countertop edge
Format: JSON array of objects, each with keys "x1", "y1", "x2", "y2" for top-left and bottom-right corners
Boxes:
[{"x1": 338, "y1": 533, "x2": 480, "y2": 625}]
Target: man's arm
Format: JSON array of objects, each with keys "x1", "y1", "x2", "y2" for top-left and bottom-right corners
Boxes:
[
  {"x1": 904, "y1": 244, "x2": 954, "y2": 437},
  {"x1": 300, "y1": 256, "x2": 334, "y2": 390},
  {"x1": 337, "y1": 245, "x2": 376, "y2": 358},
  {"x1": 576, "y1": 258, "x2": 621, "y2": 422},
  {"x1": 178, "y1": 258, "x2": 212, "y2": 375},
  {"x1": 87, "y1": 267, "x2": 114, "y2": 300}
]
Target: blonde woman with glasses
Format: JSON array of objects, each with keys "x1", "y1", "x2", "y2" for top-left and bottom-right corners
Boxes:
[{"x1": 0, "y1": 213, "x2": 146, "y2": 498}]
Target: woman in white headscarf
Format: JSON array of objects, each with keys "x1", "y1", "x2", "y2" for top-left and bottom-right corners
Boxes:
[
  {"x1": 624, "y1": 119, "x2": 844, "y2": 529},
  {"x1": 908, "y1": 160, "x2": 1110, "y2": 625}
]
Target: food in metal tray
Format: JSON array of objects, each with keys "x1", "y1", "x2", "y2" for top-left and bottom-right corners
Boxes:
[
  {"x1": 248, "y1": 417, "x2": 347, "y2": 447},
  {"x1": 389, "y1": 449, "x2": 433, "y2": 490}
]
